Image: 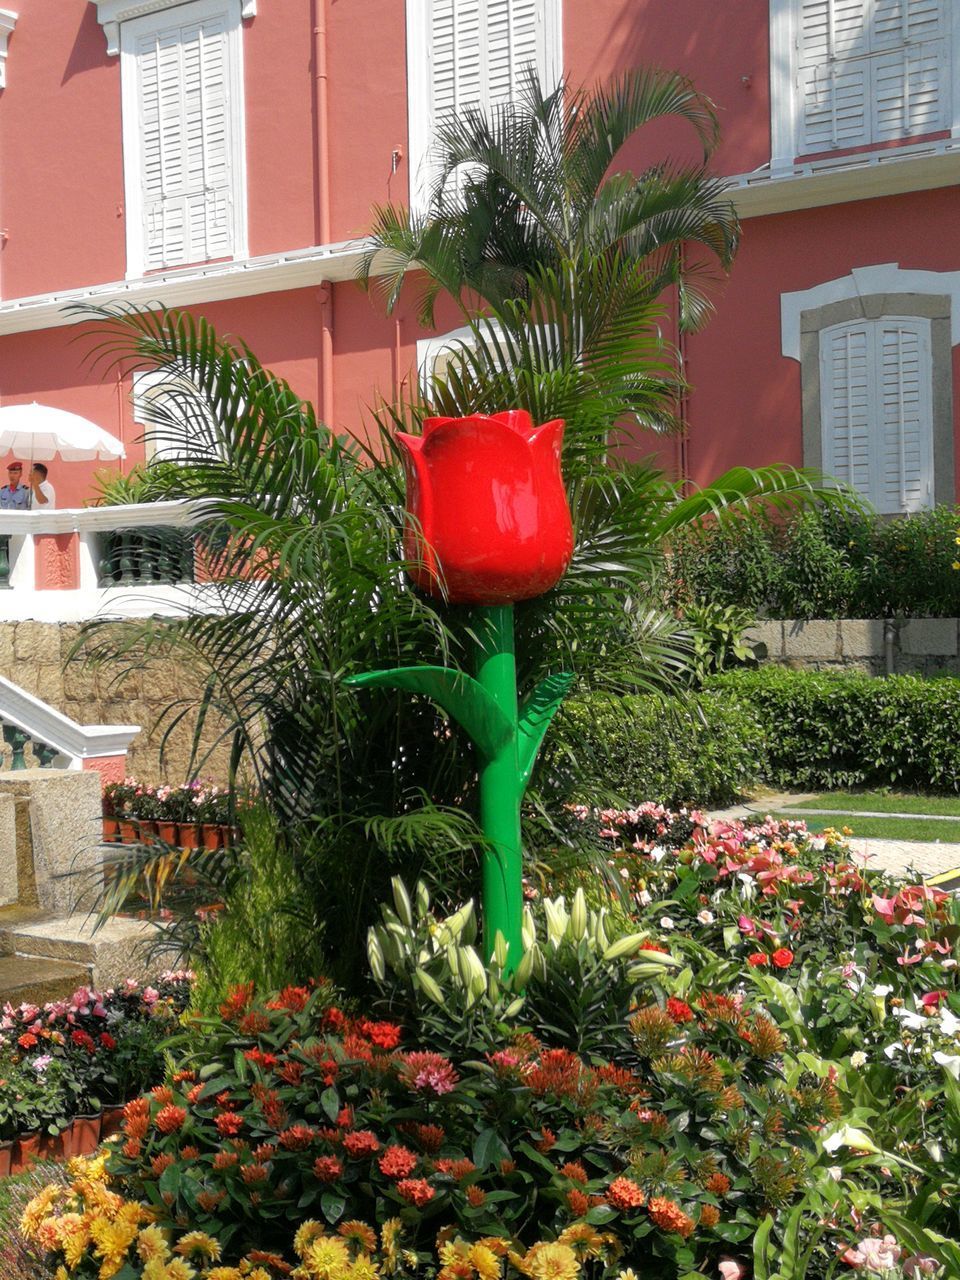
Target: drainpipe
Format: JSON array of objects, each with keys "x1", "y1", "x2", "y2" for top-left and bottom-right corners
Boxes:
[
  {"x1": 675, "y1": 247, "x2": 690, "y2": 491},
  {"x1": 884, "y1": 617, "x2": 896, "y2": 676},
  {"x1": 314, "y1": 0, "x2": 334, "y2": 427}
]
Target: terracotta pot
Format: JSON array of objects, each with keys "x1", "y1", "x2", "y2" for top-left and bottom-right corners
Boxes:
[
  {"x1": 177, "y1": 822, "x2": 200, "y2": 850},
  {"x1": 157, "y1": 820, "x2": 179, "y2": 846},
  {"x1": 119, "y1": 819, "x2": 138, "y2": 843},
  {"x1": 70, "y1": 1114, "x2": 102, "y2": 1157},
  {"x1": 0, "y1": 1139, "x2": 13, "y2": 1177},
  {"x1": 100, "y1": 1105, "x2": 125, "y2": 1139},
  {"x1": 12, "y1": 1132, "x2": 40, "y2": 1173},
  {"x1": 201, "y1": 823, "x2": 223, "y2": 851},
  {"x1": 39, "y1": 1129, "x2": 66, "y2": 1162},
  {"x1": 138, "y1": 819, "x2": 158, "y2": 844},
  {"x1": 102, "y1": 817, "x2": 120, "y2": 843}
]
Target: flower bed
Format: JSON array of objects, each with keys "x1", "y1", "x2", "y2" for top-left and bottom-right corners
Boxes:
[
  {"x1": 0, "y1": 973, "x2": 192, "y2": 1175},
  {"x1": 16, "y1": 811, "x2": 960, "y2": 1278}
]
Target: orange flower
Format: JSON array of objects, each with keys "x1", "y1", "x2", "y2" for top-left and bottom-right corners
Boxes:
[
  {"x1": 648, "y1": 1196, "x2": 695, "y2": 1238},
  {"x1": 607, "y1": 1177, "x2": 646, "y2": 1210},
  {"x1": 154, "y1": 1104, "x2": 187, "y2": 1134},
  {"x1": 397, "y1": 1177, "x2": 435, "y2": 1206}
]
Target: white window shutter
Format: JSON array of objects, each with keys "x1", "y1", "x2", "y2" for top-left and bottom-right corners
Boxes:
[
  {"x1": 877, "y1": 321, "x2": 933, "y2": 513},
  {"x1": 820, "y1": 319, "x2": 934, "y2": 513},
  {"x1": 430, "y1": 0, "x2": 482, "y2": 127},
  {"x1": 795, "y1": 0, "x2": 950, "y2": 155},
  {"x1": 820, "y1": 324, "x2": 874, "y2": 497},
  {"x1": 135, "y1": 9, "x2": 235, "y2": 272},
  {"x1": 487, "y1": 0, "x2": 541, "y2": 106}
]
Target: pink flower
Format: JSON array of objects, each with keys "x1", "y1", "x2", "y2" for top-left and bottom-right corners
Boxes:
[
  {"x1": 142, "y1": 987, "x2": 160, "y2": 1005},
  {"x1": 718, "y1": 1260, "x2": 747, "y2": 1280},
  {"x1": 844, "y1": 1235, "x2": 901, "y2": 1271},
  {"x1": 903, "y1": 1254, "x2": 938, "y2": 1276}
]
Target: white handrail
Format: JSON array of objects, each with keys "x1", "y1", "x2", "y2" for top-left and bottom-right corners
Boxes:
[
  {"x1": 0, "y1": 498, "x2": 202, "y2": 535},
  {"x1": 0, "y1": 675, "x2": 139, "y2": 765}
]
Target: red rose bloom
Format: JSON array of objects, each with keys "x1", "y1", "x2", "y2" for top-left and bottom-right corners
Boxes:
[
  {"x1": 397, "y1": 410, "x2": 574, "y2": 604},
  {"x1": 772, "y1": 948, "x2": 794, "y2": 968}
]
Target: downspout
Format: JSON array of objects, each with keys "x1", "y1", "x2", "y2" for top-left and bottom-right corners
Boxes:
[
  {"x1": 314, "y1": 0, "x2": 334, "y2": 427},
  {"x1": 676, "y1": 246, "x2": 690, "y2": 492}
]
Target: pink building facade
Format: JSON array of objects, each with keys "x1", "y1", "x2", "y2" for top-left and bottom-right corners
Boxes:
[{"x1": 0, "y1": 0, "x2": 957, "y2": 513}]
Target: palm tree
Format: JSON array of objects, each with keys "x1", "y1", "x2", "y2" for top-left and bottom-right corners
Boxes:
[
  {"x1": 71, "y1": 69, "x2": 843, "y2": 989},
  {"x1": 364, "y1": 68, "x2": 740, "y2": 334}
]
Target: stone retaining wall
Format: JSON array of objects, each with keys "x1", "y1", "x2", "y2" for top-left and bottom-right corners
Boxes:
[
  {"x1": 0, "y1": 621, "x2": 231, "y2": 783},
  {"x1": 745, "y1": 617, "x2": 960, "y2": 677}
]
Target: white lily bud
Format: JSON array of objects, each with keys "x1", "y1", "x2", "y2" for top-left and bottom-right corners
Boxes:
[
  {"x1": 602, "y1": 933, "x2": 647, "y2": 961},
  {"x1": 415, "y1": 968, "x2": 445, "y2": 1005},
  {"x1": 493, "y1": 931, "x2": 509, "y2": 970},
  {"x1": 415, "y1": 880, "x2": 431, "y2": 918},
  {"x1": 504, "y1": 997, "x2": 525, "y2": 1017},
  {"x1": 570, "y1": 888, "x2": 587, "y2": 941},
  {"x1": 367, "y1": 930, "x2": 386, "y2": 982},
  {"x1": 391, "y1": 877, "x2": 414, "y2": 928}
]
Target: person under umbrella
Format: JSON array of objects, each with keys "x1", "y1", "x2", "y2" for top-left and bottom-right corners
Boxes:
[
  {"x1": 0, "y1": 461, "x2": 30, "y2": 509},
  {"x1": 29, "y1": 462, "x2": 56, "y2": 509}
]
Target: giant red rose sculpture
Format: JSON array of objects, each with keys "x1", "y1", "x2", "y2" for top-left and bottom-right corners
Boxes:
[{"x1": 396, "y1": 410, "x2": 574, "y2": 604}]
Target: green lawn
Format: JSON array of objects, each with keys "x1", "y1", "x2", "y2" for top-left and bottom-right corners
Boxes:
[
  {"x1": 789, "y1": 791, "x2": 960, "y2": 817},
  {"x1": 769, "y1": 811, "x2": 960, "y2": 842}
]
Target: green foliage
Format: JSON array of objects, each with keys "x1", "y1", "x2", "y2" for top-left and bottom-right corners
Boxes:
[
  {"x1": 712, "y1": 667, "x2": 960, "y2": 793},
  {"x1": 682, "y1": 601, "x2": 757, "y2": 684},
  {"x1": 549, "y1": 688, "x2": 762, "y2": 807},
  {"x1": 89, "y1": 459, "x2": 187, "y2": 506},
  {"x1": 668, "y1": 503, "x2": 960, "y2": 619}
]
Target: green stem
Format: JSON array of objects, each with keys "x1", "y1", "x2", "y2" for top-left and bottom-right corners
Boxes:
[{"x1": 473, "y1": 604, "x2": 523, "y2": 971}]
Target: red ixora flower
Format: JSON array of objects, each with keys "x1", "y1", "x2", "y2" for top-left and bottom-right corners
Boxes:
[
  {"x1": 154, "y1": 1105, "x2": 187, "y2": 1135},
  {"x1": 666, "y1": 997, "x2": 695, "y2": 1024},
  {"x1": 607, "y1": 1176, "x2": 647, "y2": 1211},
  {"x1": 343, "y1": 1129, "x2": 380, "y2": 1158},
  {"x1": 378, "y1": 1144, "x2": 418, "y2": 1179},
  {"x1": 747, "y1": 952, "x2": 769, "y2": 967},
  {"x1": 215, "y1": 1111, "x2": 244, "y2": 1137},
  {"x1": 313, "y1": 1155, "x2": 343, "y2": 1183},
  {"x1": 771, "y1": 948, "x2": 794, "y2": 969},
  {"x1": 396, "y1": 1177, "x2": 435, "y2": 1206},
  {"x1": 396, "y1": 410, "x2": 574, "y2": 604}
]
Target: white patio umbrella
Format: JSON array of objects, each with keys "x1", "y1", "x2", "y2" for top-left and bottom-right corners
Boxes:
[{"x1": 0, "y1": 403, "x2": 125, "y2": 461}]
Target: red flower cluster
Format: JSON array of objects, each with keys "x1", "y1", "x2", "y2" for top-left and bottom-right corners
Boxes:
[
  {"x1": 378, "y1": 1144, "x2": 418, "y2": 1179},
  {"x1": 607, "y1": 1176, "x2": 646, "y2": 1210}
]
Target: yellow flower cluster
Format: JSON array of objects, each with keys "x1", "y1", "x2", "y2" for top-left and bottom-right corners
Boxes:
[{"x1": 19, "y1": 1160, "x2": 272, "y2": 1280}]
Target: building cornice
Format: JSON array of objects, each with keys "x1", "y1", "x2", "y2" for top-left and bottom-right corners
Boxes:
[
  {"x1": 0, "y1": 238, "x2": 373, "y2": 337},
  {"x1": 95, "y1": 0, "x2": 256, "y2": 56},
  {"x1": 728, "y1": 139, "x2": 960, "y2": 219},
  {"x1": 0, "y1": 9, "x2": 17, "y2": 89}
]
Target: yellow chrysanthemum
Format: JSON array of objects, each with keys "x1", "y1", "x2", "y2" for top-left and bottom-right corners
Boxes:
[
  {"x1": 57, "y1": 1212, "x2": 92, "y2": 1270},
  {"x1": 20, "y1": 1185, "x2": 62, "y2": 1237},
  {"x1": 476, "y1": 1239, "x2": 510, "y2": 1258},
  {"x1": 338, "y1": 1221, "x2": 378, "y2": 1255},
  {"x1": 303, "y1": 1236, "x2": 352, "y2": 1280},
  {"x1": 90, "y1": 1215, "x2": 138, "y2": 1268},
  {"x1": 173, "y1": 1232, "x2": 222, "y2": 1263},
  {"x1": 246, "y1": 1271, "x2": 273, "y2": 1280},
  {"x1": 55, "y1": 1267, "x2": 69, "y2": 1280},
  {"x1": 556, "y1": 1225, "x2": 604, "y2": 1260},
  {"x1": 521, "y1": 1243, "x2": 580, "y2": 1280},
  {"x1": 349, "y1": 1255, "x2": 380, "y2": 1280},
  {"x1": 617, "y1": 1270, "x2": 639, "y2": 1280},
  {"x1": 138, "y1": 1224, "x2": 171, "y2": 1263},
  {"x1": 380, "y1": 1219, "x2": 402, "y2": 1276},
  {"x1": 205, "y1": 1269, "x2": 244, "y2": 1280},
  {"x1": 468, "y1": 1243, "x2": 502, "y2": 1280},
  {"x1": 294, "y1": 1221, "x2": 327, "y2": 1258},
  {"x1": 164, "y1": 1260, "x2": 199, "y2": 1280}
]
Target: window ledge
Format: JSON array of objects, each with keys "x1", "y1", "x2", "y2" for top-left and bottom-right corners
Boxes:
[
  {"x1": 0, "y1": 9, "x2": 17, "y2": 89},
  {"x1": 728, "y1": 137, "x2": 960, "y2": 218},
  {"x1": 95, "y1": 0, "x2": 256, "y2": 55}
]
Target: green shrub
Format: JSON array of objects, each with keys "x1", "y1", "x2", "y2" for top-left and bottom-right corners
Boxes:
[
  {"x1": 668, "y1": 503, "x2": 960, "y2": 619},
  {"x1": 549, "y1": 689, "x2": 762, "y2": 808},
  {"x1": 711, "y1": 667, "x2": 960, "y2": 792}
]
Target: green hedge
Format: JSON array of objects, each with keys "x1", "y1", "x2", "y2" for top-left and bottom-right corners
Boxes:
[
  {"x1": 551, "y1": 688, "x2": 762, "y2": 808},
  {"x1": 710, "y1": 667, "x2": 960, "y2": 793},
  {"x1": 553, "y1": 670, "x2": 960, "y2": 806},
  {"x1": 667, "y1": 504, "x2": 960, "y2": 620}
]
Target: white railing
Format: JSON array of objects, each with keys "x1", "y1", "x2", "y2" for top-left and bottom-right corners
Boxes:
[
  {"x1": 0, "y1": 499, "x2": 218, "y2": 622},
  {"x1": 0, "y1": 674, "x2": 139, "y2": 770}
]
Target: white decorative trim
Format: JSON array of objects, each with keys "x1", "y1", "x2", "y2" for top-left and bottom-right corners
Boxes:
[
  {"x1": 0, "y1": 237, "x2": 371, "y2": 337},
  {"x1": 0, "y1": 675, "x2": 139, "y2": 762},
  {"x1": 780, "y1": 263, "x2": 960, "y2": 361},
  {"x1": 416, "y1": 324, "x2": 476, "y2": 394},
  {"x1": 0, "y1": 582, "x2": 224, "y2": 624},
  {"x1": 768, "y1": 0, "x2": 795, "y2": 173},
  {"x1": 0, "y1": 10, "x2": 17, "y2": 89},
  {"x1": 727, "y1": 137, "x2": 960, "y2": 217},
  {"x1": 96, "y1": 0, "x2": 255, "y2": 55},
  {"x1": 120, "y1": 0, "x2": 248, "y2": 278}
]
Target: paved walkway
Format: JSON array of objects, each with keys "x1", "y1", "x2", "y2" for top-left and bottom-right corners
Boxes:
[{"x1": 711, "y1": 792, "x2": 960, "y2": 881}]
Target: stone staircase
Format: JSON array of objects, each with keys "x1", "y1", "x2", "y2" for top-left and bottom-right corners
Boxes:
[
  {"x1": 0, "y1": 765, "x2": 166, "y2": 1007},
  {"x1": 0, "y1": 904, "x2": 160, "y2": 1005}
]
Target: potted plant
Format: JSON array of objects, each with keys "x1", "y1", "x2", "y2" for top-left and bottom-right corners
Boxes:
[
  {"x1": 167, "y1": 781, "x2": 203, "y2": 849},
  {"x1": 154, "y1": 785, "x2": 179, "y2": 846},
  {"x1": 102, "y1": 778, "x2": 141, "y2": 842}
]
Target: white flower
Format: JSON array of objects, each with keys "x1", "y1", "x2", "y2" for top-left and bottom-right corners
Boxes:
[
  {"x1": 942, "y1": 958, "x2": 959, "y2": 970},
  {"x1": 850, "y1": 1051, "x2": 867, "y2": 1069},
  {"x1": 933, "y1": 1051, "x2": 960, "y2": 1080},
  {"x1": 696, "y1": 909, "x2": 715, "y2": 925},
  {"x1": 940, "y1": 1008, "x2": 960, "y2": 1037},
  {"x1": 884, "y1": 1043, "x2": 902, "y2": 1059},
  {"x1": 873, "y1": 984, "x2": 893, "y2": 997},
  {"x1": 637, "y1": 890, "x2": 652, "y2": 906},
  {"x1": 892, "y1": 1007, "x2": 925, "y2": 1031},
  {"x1": 827, "y1": 1165, "x2": 843, "y2": 1181},
  {"x1": 660, "y1": 916, "x2": 676, "y2": 930}
]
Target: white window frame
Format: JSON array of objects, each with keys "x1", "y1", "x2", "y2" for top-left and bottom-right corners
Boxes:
[
  {"x1": 769, "y1": 0, "x2": 960, "y2": 172},
  {"x1": 0, "y1": 10, "x2": 17, "y2": 89},
  {"x1": 118, "y1": 0, "x2": 249, "y2": 279},
  {"x1": 405, "y1": 0, "x2": 563, "y2": 213},
  {"x1": 132, "y1": 367, "x2": 217, "y2": 462},
  {"x1": 96, "y1": 0, "x2": 256, "y2": 57}
]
